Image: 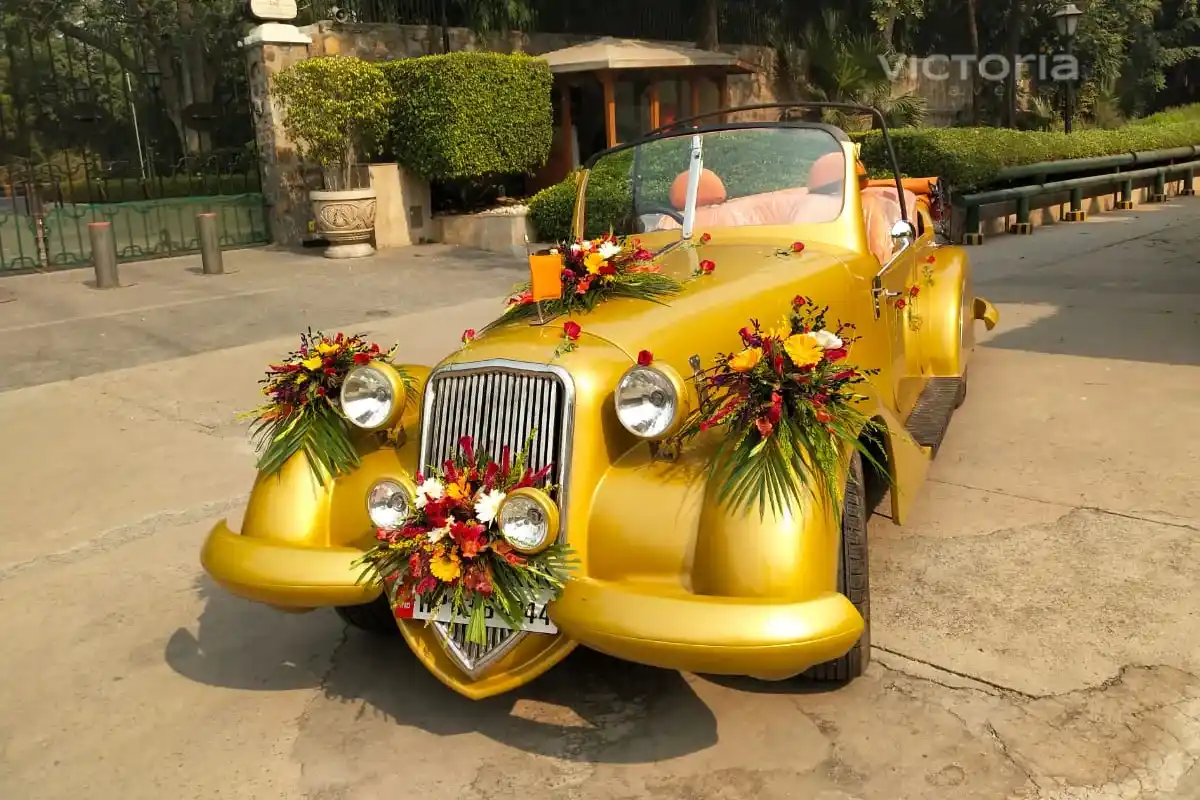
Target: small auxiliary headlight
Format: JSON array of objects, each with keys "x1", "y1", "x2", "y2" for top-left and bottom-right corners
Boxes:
[
  {"x1": 496, "y1": 488, "x2": 560, "y2": 555},
  {"x1": 614, "y1": 364, "x2": 690, "y2": 440},
  {"x1": 366, "y1": 479, "x2": 414, "y2": 528}
]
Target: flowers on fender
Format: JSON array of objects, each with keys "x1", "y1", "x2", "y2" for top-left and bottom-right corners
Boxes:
[
  {"x1": 776, "y1": 241, "x2": 807, "y2": 257},
  {"x1": 462, "y1": 329, "x2": 476, "y2": 346},
  {"x1": 693, "y1": 258, "x2": 716, "y2": 278},
  {"x1": 429, "y1": 550, "x2": 461, "y2": 582},
  {"x1": 730, "y1": 347, "x2": 763, "y2": 372},
  {"x1": 895, "y1": 298, "x2": 907, "y2": 310},
  {"x1": 598, "y1": 240, "x2": 622, "y2": 260},
  {"x1": 416, "y1": 477, "x2": 445, "y2": 508},
  {"x1": 554, "y1": 320, "x2": 583, "y2": 359},
  {"x1": 637, "y1": 350, "x2": 654, "y2": 367},
  {"x1": 700, "y1": 232, "x2": 712, "y2": 244},
  {"x1": 909, "y1": 286, "x2": 920, "y2": 297},
  {"x1": 783, "y1": 333, "x2": 825, "y2": 368},
  {"x1": 812, "y1": 330, "x2": 844, "y2": 350}
]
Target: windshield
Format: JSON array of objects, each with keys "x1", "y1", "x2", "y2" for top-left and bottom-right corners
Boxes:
[{"x1": 579, "y1": 126, "x2": 848, "y2": 240}]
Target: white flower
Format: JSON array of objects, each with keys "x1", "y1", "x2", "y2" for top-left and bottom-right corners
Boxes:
[
  {"x1": 427, "y1": 515, "x2": 454, "y2": 543},
  {"x1": 473, "y1": 489, "x2": 507, "y2": 524},
  {"x1": 415, "y1": 478, "x2": 444, "y2": 509},
  {"x1": 812, "y1": 330, "x2": 844, "y2": 350},
  {"x1": 580, "y1": 239, "x2": 593, "y2": 252},
  {"x1": 597, "y1": 241, "x2": 622, "y2": 260},
  {"x1": 569, "y1": 243, "x2": 582, "y2": 253}
]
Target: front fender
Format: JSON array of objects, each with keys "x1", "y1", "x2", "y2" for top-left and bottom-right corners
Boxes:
[{"x1": 922, "y1": 245, "x2": 973, "y2": 377}]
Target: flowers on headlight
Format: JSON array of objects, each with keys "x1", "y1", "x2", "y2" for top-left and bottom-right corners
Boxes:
[
  {"x1": 245, "y1": 329, "x2": 414, "y2": 483},
  {"x1": 355, "y1": 432, "x2": 575, "y2": 646}
]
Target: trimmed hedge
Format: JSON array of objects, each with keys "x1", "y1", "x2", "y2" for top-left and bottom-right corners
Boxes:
[
  {"x1": 42, "y1": 174, "x2": 261, "y2": 204},
  {"x1": 855, "y1": 103, "x2": 1200, "y2": 191},
  {"x1": 382, "y1": 52, "x2": 553, "y2": 181}
]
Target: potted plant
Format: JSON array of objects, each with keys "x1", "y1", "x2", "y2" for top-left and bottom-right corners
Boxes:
[{"x1": 272, "y1": 56, "x2": 395, "y2": 258}]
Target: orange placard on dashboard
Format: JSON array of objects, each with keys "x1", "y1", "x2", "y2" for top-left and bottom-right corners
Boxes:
[{"x1": 529, "y1": 253, "x2": 563, "y2": 301}]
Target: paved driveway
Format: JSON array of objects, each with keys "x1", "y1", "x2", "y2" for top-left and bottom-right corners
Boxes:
[{"x1": 0, "y1": 204, "x2": 1197, "y2": 799}]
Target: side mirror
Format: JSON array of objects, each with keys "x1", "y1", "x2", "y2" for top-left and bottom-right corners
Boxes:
[{"x1": 890, "y1": 219, "x2": 917, "y2": 253}]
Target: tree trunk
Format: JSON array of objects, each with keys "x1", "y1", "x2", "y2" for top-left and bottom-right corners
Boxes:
[
  {"x1": 1004, "y1": 0, "x2": 1024, "y2": 128},
  {"x1": 699, "y1": 0, "x2": 719, "y2": 51},
  {"x1": 965, "y1": 0, "x2": 981, "y2": 124}
]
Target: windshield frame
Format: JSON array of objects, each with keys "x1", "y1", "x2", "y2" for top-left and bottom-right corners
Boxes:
[{"x1": 580, "y1": 121, "x2": 856, "y2": 244}]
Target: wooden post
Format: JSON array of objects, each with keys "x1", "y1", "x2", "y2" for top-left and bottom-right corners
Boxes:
[
  {"x1": 559, "y1": 83, "x2": 574, "y2": 168},
  {"x1": 648, "y1": 82, "x2": 661, "y2": 132},
  {"x1": 716, "y1": 75, "x2": 730, "y2": 123},
  {"x1": 601, "y1": 71, "x2": 617, "y2": 148}
]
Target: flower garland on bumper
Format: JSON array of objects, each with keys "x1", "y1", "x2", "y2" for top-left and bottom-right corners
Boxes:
[
  {"x1": 356, "y1": 434, "x2": 575, "y2": 646},
  {"x1": 246, "y1": 329, "x2": 415, "y2": 482},
  {"x1": 675, "y1": 296, "x2": 884, "y2": 519}
]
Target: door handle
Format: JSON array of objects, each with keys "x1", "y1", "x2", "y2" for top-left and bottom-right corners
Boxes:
[{"x1": 871, "y1": 280, "x2": 903, "y2": 318}]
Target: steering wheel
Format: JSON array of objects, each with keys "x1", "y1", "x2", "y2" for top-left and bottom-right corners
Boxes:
[{"x1": 636, "y1": 203, "x2": 685, "y2": 227}]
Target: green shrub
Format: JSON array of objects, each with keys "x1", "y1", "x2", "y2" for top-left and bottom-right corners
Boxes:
[
  {"x1": 855, "y1": 102, "x2": 1200, "y2": 191},
  {"x1": 382, "y1": 52, "x2": 553, "y2": 181},
  {"x1": 527, "y1": 173, "x2": 579, "y2": 242},
  {"x1": 44, "y1": 174, "x2": 261, "y2": 204},
  {"x1": 272, "y1": 56, "x2": 394, "y2": 190}
]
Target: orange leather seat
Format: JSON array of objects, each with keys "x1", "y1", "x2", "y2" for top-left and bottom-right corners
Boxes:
[{"x1": 860, "y1": 186, "x2": 919, "y2": 265}]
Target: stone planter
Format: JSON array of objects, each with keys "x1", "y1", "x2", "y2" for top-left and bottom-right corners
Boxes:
[{"x1": 310, "y1": 188, "x2": 377, "y2": 259}]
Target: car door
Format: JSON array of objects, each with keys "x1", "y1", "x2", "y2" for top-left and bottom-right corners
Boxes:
[{"x1": 872, "y1": 221, "x2": 925, "y2": 420}]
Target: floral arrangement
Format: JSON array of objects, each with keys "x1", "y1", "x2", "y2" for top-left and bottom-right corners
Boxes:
[
  {"x1": 246, "y1": 329, "x2": 414, "y2": 482},
  {"x1": 356, "y1": 434, "x2": 575, "y2": 645},
  {"x1": 674, "y1": 296, "x2": 884, "y2": 519},
  {"x1": 775, "y1": 241, "x2": 807, "y2": 258},
  {"x1": 490, "y1": 232, "x2": 712, "y2": 328},
  {"x1": 896, "y1": 254, "x2": 938, "y2": 331}
]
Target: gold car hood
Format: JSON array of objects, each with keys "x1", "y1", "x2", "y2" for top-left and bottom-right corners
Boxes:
[{"x1": 449, "y1": 243, "x2": 860, "y2": 367}]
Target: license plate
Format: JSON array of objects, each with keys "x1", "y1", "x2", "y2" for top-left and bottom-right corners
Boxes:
[{"x1": 393, "y1": 593, "x2": 558, "y2": 634}]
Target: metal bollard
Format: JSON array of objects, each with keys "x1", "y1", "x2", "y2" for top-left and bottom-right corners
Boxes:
[
  {"x1": 88, "y1": 222, "x2": 120, "y2": 289},
  {"x1": 196, "y1": 212, "x2": 224, "y2": 275}
]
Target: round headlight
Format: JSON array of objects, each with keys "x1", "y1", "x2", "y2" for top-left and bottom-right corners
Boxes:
[
  {"x1": 615, "y1": 366, "x2": 681, "y2": 439},
  {"x1": 497, "y1": 488, "x2": 559, "y2": 554},
  {"x1": 341, "y1": 365, "x2": 396, "y2": 430},
  {"x1": 367, "y1": 479, "x2": 412, "y2": 528}
]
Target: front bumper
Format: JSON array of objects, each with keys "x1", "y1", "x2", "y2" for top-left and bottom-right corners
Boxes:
[
  {"x1": 200, "y1": 521, "x2": 380, "y2": 609},
  {"x1": 552, "y1": 578, "x2": 864, "y2": 680}
]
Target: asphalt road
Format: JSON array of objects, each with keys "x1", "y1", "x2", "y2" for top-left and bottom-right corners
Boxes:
[{"x1": 0, "y1": 203, "x2": 1198, "y2": 799}]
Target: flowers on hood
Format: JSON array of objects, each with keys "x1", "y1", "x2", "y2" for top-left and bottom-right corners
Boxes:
[
  {"x1": 784, "y1": 333, "x2": 825, "y2": 368},
  {"x1": 812, "y1": 330, "x2": 843, "y2": 350},
  {"x1": 729, "y1": 347, "x2": 763, "y2": 373},
  {"x1": 473, "y1": 488, "x2": 506, "y2": 524},
  {"x1": 415, "y1": 477, "x2": 445, "y2": 508}
]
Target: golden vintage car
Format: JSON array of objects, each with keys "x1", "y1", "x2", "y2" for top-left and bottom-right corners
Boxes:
[{"x1": 201, "y1": 103, "x2": 999, "y2": 700}]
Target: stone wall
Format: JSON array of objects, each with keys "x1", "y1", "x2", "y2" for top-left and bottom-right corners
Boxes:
[{"x1": 304, "y1": 22, "x2": 780, "y2": 109}]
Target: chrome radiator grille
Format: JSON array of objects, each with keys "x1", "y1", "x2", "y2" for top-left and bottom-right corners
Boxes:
[
  {"x1": 419, "y1": 362, "x2": 572, "y2": 488},
  {"x1": 416, "y1": 360, "x2": 575, "y2": 677}
]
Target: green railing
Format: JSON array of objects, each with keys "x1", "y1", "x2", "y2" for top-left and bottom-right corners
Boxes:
[{"x1": 0, "y1": 193, "x2": 269, "y2": 271}]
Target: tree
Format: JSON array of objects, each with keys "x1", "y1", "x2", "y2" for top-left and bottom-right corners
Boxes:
[{"x1": 699, "y1": 0, "x2": 720, "y2": 50}]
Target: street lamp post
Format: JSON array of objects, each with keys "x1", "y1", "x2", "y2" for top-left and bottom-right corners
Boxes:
[{"x1": 1054, "y1": 3, "x2": 1084, "y2": 133}]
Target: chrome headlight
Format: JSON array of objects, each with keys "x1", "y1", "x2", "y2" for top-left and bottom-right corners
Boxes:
[
  {"x1": 497, "y1": 488, "x2": 559, "y2": 555},
  {"x1": 614, "y1": 364, "x2": 688, "y2": 439},
  {"x1": 366, "y1": 479, "x2": 413, "y2": 528},
  {"x1": 341, "y1": 363, "x2": 402, "y2": 430}
]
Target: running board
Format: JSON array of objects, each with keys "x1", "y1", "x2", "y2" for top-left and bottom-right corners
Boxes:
[{"x1": 904, "y1": 377, "x2": 963, "y2": 457}]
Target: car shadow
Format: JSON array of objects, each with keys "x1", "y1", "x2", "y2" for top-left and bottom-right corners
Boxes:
[{"x1": 165, "y1": 576, "x2": 718, "y2": 763}]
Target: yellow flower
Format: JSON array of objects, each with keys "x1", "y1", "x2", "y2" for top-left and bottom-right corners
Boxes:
[
  {"x1": 729, "y1": 347, "x2": 763, "y2": 373},
  {"x1": 301, "y1": 356, "x2": 322, "y2": 371},
  {"x1": 767, "y1": 315, "x2": 792, "y2": 340},
  {"x1": 430, "y1": 552, "x2": 461, "y2": 582},
  {"x1": 445, "y1": 480, "x2": 470, "y2": 501},
  {"x1": 584, "y1": 252, "x2": 607, "y2": 274},
  {"x1": 316, "y1": 342, "x2": 339, "y2": 355},
  {"x1": 784, "y1": 333, "x2": 825, "y2": 368}
]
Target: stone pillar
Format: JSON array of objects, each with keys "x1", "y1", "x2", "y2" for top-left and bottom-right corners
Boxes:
[{"x1": 244, "y1": 23, "x2": 314, "y2": 247}]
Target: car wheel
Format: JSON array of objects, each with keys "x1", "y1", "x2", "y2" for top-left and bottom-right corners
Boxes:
[
  {"x1": 804, "y1": 452, "x2": 870, "y2": 682},
  {"x1": 334, "y1": 595, "x2": 398, "y2": 635}
]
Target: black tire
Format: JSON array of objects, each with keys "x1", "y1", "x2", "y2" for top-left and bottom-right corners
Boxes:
[
  {"x1": 804, "y1": 452, "x2": 870, "y2": 682},
  {"x1": 334, "y1": 595, "x2": 399, "y2": 635}
]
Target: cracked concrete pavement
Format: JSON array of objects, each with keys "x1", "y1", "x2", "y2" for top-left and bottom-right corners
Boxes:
[{"x1": 0, "y1": 204, "x2": 1198, "y2": 799}]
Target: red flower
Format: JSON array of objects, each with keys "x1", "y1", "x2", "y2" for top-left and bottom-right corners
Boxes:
[
  {"x1": 815, "y1": 408, "x2": 833, "y2": 423},
  {"x1": 926, "y1": 255, "x2": 936, "y2": 263},
  {"x1": 831, "y1": 369, "x2": 858, "y2": 381},
  {"x1": 494, "y1": 541, "x2": 526, "y2": 566},
  {"x1": 563, "y1": 321, "x2": 582, "y2": 341},
  {"x1": 458, "y1": 435, "x2": 475, "y2": 463},
  {"x1": 451, "y1": 521, "x2": 488, "y2": 558},
  {"x1": 755, "y1": 417, "x2": 774, "y2": 437},
  {"x1": 773, "y1": 354, "x2": 784, "y2": 374},
  {"x1": 461, "y1": 328, "x2": 475, "y2": 345},
  {"x1": 793, "y1": 295, "x2": 807, "y2": 307},
  {"x1": 699, "y1": 259, "x2": 716, "y2": 274},
  {"x1": 825, "y1": 348, "x2": 848, "y2": 363},
  {"x1": 415, "y1": 575, "x2": 438, "y2": 595},
  {"x1": 895, "y1": 298, "x2": 907, "y2": 310},
  {"x1": 408, "y1": 552, "x2": 426, "y2": 577},
  {"x1": 462, "y1": 563, "x2": 494, "y2": 596},
  {"x1": 633, "y1": 248, "x2": 654, "y2": 261},
  {"x1": 791, "y1": 241, "x2": 806, "y2": 253},
  {"x1": 909, "y1": 286, "x2": 920, "y2": 297},
  {"x1": 598, "y1": 264, "x2": 617, "y2": 276},
  {"x1": 637, "y1": 350, "x2": 654, "y2": 366},
  {"x1": 575, "y1": 275, "x2": 594, "y2": 294},
  {"x1": 700, "y1": 232, "x2": 712, "y2": 244},
  {"x1": 353, "y1": 352, "x2": 372, "y2": 365},
  {"x1": 767, "y1": 391, "x2": 783, "y2": 423},
  {"x1": 315, "y1": 386, "x2": 326, "y2": 396},
  {"x1": 323, "y1": 366, "x2": 336, "y2": 375}
]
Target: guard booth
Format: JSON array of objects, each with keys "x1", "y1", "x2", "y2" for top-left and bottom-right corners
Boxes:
[{"x1": 529, "y1": 37, "x2": 758, "y2": 193}]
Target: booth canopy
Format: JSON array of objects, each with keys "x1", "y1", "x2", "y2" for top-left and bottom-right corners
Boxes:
[{"x1": 539, "y1": 37, "x2": 756, "y2": 75}]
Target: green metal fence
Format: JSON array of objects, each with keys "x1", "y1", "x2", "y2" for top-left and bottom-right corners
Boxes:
[{"x1": 0, "y1": 193, "x2": 268, "y2": 271}]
